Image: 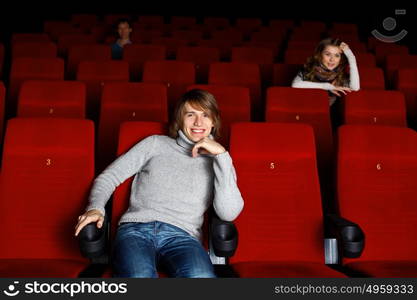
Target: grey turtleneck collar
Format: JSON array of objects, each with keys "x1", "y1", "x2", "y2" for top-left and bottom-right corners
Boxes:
[
  {"x1": 176, "y1": 130, "x2": 196, "y2": 151},
  {"x1": 176, "y1": 130, "x2": 214, "y2": 152}
]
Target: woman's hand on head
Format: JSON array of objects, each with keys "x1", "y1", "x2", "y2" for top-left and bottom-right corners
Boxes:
[
  {"x1": 339, "y1": 42, "x2": 350, "y2": 52},
  {"x1": 191, "y1": 137, "x2": 226, "y2": 158},
  {"x1": 74, "y1": 209, "x2": 104, "y2": 237},
  {"x1": 330, "y1": 86, "x2": 352, "y2": 97}
]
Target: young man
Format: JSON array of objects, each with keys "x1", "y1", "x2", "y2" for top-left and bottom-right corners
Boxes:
[
  {"x1": 75, "y1": 89, "x2": 244, "y2": 278},
  {"x1": 111, "y1": 18, "x2": 132, "y2": 59}
]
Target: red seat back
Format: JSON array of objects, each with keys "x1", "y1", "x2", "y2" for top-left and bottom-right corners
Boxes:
[
  {"x1": 337, "y1": 125, "x2": 417, "y2": 262},
  {"x1": 0, "y1": 118, "x2": 94, "y2": 260},
  {"x1": 209, "y1": 62, "x2": 261, "y2": 120},
  {"x1": 230, "y1": 122, "x2": 324, "y2": 263},
  {"x1": 344, "y1": 90, "x2": 407, "y2": 126},
  {"x1": 98, "y1": 82, "x2": 168, "y2": 171},
  {"x1": 142, "y1": 60, "x2": 195, "y2": 111},
  {"x1": 18, "y1": 80, "x2": 86, "y2": 118},
  {"x1": 67, "y1": 44, "x2": 111, "y2": 79}
]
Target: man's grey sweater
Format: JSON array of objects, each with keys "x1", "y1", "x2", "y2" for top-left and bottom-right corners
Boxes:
[{"x1": 86, "y1": 130, "x2": 244, "y2": 240}]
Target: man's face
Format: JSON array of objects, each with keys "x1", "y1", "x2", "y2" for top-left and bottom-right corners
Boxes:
[
  {"x1": 117, "y1": 22, "x2": 132, "y2": 39},
  {"x1": 181, "y1": 103, "x2": 214, "y2": 142}
]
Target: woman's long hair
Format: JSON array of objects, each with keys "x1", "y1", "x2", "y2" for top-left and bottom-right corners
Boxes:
[
  {"x1": 302, "y1": 38, "x2": 349, "y2": 86},
  {"x1": 169, "y1": 89, "x2": 221, "y2": 139}
]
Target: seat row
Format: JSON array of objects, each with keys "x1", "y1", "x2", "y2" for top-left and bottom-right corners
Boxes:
[
  {"x1": 0, "y1": 118, "x2": 416, "y2": 277},
  {"x1": 5, "y1": 57, "x2": 412, "y2": 122},
  {"x1": 1, "y1": 80, "x2": 417, "y2": 169}
]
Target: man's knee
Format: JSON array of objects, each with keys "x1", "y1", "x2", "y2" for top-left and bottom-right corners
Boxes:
[
  {"x1": 175, "y1": 265, "x2": 216, "y2": 278},
  {"x1": 113, "y1": 268, "x2": 158, "y2": 278}
]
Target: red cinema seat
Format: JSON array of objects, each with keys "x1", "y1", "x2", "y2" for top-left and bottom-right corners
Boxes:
[
  {"x1": 269, "y1": 19, "x2": 294, "y2": 31},
  {"x1": 235, "y1": 18, "x2": 262, "y2": 37},
  {"x1": 359, "y1": 67, "x2": 385, "y2": 90},
  {"x1": 286, "y1": 40, "x2": 317, "y2": 53},
  {"x1": 44, "y1": 21, "x2": 84, "y2": 42},
  {"x1": 374, "y1": 43, "x2": 408, "y2": 67},
  {"x1": 177, "y1": 46, "x2": 220, "y2": 84},
  {"x1": 248, "y1": 29, "x2": 284, "y2": 57},
  {"x1": 242, "y1": 41, "x2": 279, "y2": 61},
  {"x1": 229, "y1": 122, "x2": 346, "y2": 277},
  {"x1": 284, "y1": 49, "x2": 313, "y2": 65},
  {"x1": 209, "y1": 62, "x2": 261, "y2": 121},
  {"x1": 130, "y1": 29, "x2": 163, "y2": 44},
  {"x1": 172, "y1": 30, "x2": 203, "y2": 45},
  {"x1": 290, "y1": 29, "x2": 323, "y2": 42},
  {"x1": 122, "y1": 44, "x2": 166, "y2": 81},
  {"x1": 0, "y1": 118, "x2": 94, "y2": 277},
  {"x1": 57, "y1": 34, "x2": 96, "y2": 57},
  {"x1": 232, "y1": 47, "x2": 274, "y2": 85},
  {"x1": 265, "y1": 87, "x2": 334, "y2": 194},
  {"x1": 344, "y1": 90, "x2": 406, "y2": 127},
  {"x1": 331, "y1": 23, "x2": 358, "y2": 33},
  {"x1": 208, "y1": 28, "x2": 245, "y2": 59},
  {"x1": 395, "y1": 68, "x2": 417, "y2": 127},
  {"x1": 171, "y1": 16, "x2": 196, "y2": 30},
  {"x1": 235, "y1": 18, "x2": 262, "y2": 30},
  {"x1": 9, "y1": 57, "x2": 65, "y2": 114},
  {"x1": 249, "y1": 27, "x2": 285, "y2": 53},
  {"x1": 150, "y1": 37, "x2": 188, "y2": 58},
  {"x1": 104, "y1": 14, "x2": 131, "y2": 25},
  {"x1": 137, "y1": 15, "x2": 164, "y2": 26},
  {"x1": 18, "y1": 80, "x2": 86, "y2": 118},
  {"x1": 98, "y1": 82, "x2": 168, "y2": 171},
  {"x1": 337, "y1": 125, "x2": 417, "y2": 277},
  {"x1": 203, "y1": 17, "x2": 230, "y2": 30},
  {"x1": 71, "y1": 14, "x2": 98, "y2": 31},
  {"x1": 134, "y1": 22, "x2": 167, "y2": 32},
  {"x1": 12, "y1": 42, "x2": 57, "y2": 59},
  {"x1": 211, "y1": 29, "x2": 244, "y2": 45},
  {"x1": 76, "y1": 60, "x2": 129, "y2": 119},
  {"x1": 354, "y1": 53, "x2": 376, "y2": 68},
  {"x1": 273, "y1": 63, "x2": 302, "y2": 86},
  {"x1": 197, "y1": 39, "x2": 236, "y2": 61},
  {"x1": 67, "y1": 44, "x2": 111, "y2": 79},
  {"x1": 346, "y1": 42, "x2": 368, "y2": 54},
  {"x1": 326, "y1": 32, "x2": 360, "y2": 44},
  {"x1": 300, "y1": 21, "x2": 326, "y2": 32},
  {"x1": 386, "y1": 54, "x2": 417, "y2": 89},
  {"x1": 90, "y1": 24, "x2": 111, "y2": 43},
  {"x1": 250, "y1": 27, "x2": 286, "y2": 43},
  {"x1": 142, "y1": 61, "x2": 195, "y2": 112},
  {"x1": 12, "y1": 33, "x2": 51, "y2": 44},
  {"x1": 187, "y1": 84, "x2": 251, "y2": 147}
]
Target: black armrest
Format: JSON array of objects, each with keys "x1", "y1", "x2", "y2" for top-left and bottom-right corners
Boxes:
[
  {"x1": 210, "y1": 216, "x2": 238, "y2": 257},
  {"x1": 78, "y1": 216, "x2": 108, "y2": 259},
  {"x1": 326, "y1": 214, "x2": 365, "y2": 258}
]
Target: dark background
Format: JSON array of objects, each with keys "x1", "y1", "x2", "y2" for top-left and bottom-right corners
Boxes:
[{"x1": 0, "y1": 2, "x2": 414, "y2": 50}]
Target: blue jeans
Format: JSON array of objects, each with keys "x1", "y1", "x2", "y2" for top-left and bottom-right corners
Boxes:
[{"x1": 111, "y1": 221, "x2": 216, "y2": 278}]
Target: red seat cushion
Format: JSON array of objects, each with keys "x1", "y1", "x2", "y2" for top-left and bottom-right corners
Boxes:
[
  {"x1": 345, "y1": 261, "x2": 417, "y2": 278},
  {"x1": 0, "y1": 259, "x2": 88, "y2": 278},
  {"x1": 233, "y1": 261, "x2": 347, "y2": 278}
]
